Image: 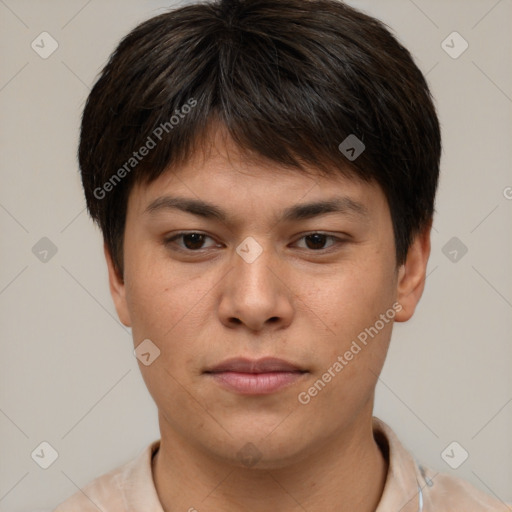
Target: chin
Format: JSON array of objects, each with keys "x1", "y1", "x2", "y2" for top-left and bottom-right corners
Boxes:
[{"x1": 205, "y1": 426, "x2": 314, "y2": 470}]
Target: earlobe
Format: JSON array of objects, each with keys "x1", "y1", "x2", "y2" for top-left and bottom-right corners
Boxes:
[
  {"x1": 104, "y1": 243, "x2": 132, "y2": 327},
  {"x1": 394, "y1": 222, "x2": 432, "y2": 323}
]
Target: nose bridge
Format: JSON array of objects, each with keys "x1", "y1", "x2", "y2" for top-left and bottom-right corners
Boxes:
[
  {"x1": 218, "y1": 235, "x2": 293, "y2": 330},
  {"x1": 232, "y1": 236, "x2": 277, "y2": 299}
]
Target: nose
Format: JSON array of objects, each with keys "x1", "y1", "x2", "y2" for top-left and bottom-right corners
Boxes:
[{"x1": 217, "y1": 241, "x2": 295, "y2": 332}]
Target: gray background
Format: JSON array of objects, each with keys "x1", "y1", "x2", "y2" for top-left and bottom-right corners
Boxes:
[{"x1": 0, "y1": 0, "x2": 511, "y2": 510}]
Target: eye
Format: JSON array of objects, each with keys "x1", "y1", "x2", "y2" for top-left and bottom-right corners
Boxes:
[
  {"x1": 165, "y1": 232, "x2": 219, "y2": 251},
  {"x1": 164, "y1": 231, "x2": 344, "y2": 254},
  {"x1": 294, "y1": 233, "x2": 341, "y2": 251}
]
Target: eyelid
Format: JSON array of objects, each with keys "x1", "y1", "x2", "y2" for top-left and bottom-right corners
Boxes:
[
  {"x1": 292, "y1": 232, "x2": 346, "y2": 250},
  {"x1": 164, "y1": 231, "x2": 347, "y2": 253},
  {"x1": 164, "y1": 231, "x2": 219, "y2": 251}
]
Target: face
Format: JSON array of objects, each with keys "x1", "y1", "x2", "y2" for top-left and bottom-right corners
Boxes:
[{"x1": 106, "y1": 129, "x2": 430, "y2": 469}]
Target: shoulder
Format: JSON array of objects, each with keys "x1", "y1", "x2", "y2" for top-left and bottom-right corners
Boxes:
[
  {"x1": 53, "y1": 440, "x2": 160, "y2": 512},
  {"x1": 372, "y1": 417, "x2": 510, "y2": 512},
  {"x1": 419, "y1": 464, "x2": 510, "y2": 512},
  {"x1": 53, "y1": 459, "x2": 130, "y2": 511}
]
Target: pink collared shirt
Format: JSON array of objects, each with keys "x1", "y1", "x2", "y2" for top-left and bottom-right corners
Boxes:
[{"x1": 53, "y1": 418, "x2": 509, "y2": 511}]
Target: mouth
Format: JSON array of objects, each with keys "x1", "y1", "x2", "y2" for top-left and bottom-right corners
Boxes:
[{"x1": 203, "y1": 357, "x2": 308, "y2": 395}]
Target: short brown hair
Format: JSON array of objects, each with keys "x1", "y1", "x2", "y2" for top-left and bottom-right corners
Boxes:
[{"x1": 79, "y1": 0, "x2": 441, "y2": 277}]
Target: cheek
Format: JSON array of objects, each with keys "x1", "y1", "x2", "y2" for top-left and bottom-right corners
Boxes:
[
  {"x1": 123, "y1": 247, "x2": 219, "y2": 368},
  {"x1": 301, "y1": 261, "x2": 396, "y2": 344},
  {"x1": 297, "y1": 263, "x2": 397, "y2": 410},
  {"x1": 126, "y1": 276, "x2": 201, "y2": 344},
  {"x1": 123, "y1": 238, "x2": 181, "y2": 332},
  {"x1": 296, "y1": 272, "x2": 396, "y2": 422}
]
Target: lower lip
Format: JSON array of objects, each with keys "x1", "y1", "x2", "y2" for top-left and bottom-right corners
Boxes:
[{"x1": 206, "y1": 371, "x2": 306, "y2": 394}]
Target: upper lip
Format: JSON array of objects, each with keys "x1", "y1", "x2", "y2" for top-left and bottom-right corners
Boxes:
[{"x1": 204, "y1": 357, "x2": 306, "y2": 374}]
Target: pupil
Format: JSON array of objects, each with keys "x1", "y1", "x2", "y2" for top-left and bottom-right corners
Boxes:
[
  {"x1": 181, "y1": 234, "x2": 327, "y2": 251},
  {"x1": 184, "y1": 233, "x2": 204, "y2": 249},
  {"x1": 306, "y1": 234, "x2": 326, "y2": 250}
]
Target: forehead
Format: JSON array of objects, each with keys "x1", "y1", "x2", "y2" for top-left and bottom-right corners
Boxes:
[{"x1": 126, "y1": 128, "x2": 387, "y2": 224}]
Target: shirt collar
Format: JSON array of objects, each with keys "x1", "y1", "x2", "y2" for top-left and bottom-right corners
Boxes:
[
  {"x1": 122, "y1": 439, "x2": 164, "y2": 511},
  {"x1": 373, "y1": 417, "x2": 424, "y2": 512},
  {"x1": 121, "y1": 417, "x2": 423, "y2": 511}
]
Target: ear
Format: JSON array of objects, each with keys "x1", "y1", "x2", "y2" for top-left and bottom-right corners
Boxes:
[
  {"x1": 104, "y1": 242, "x2": 132, "y2": 327},
  {"x1": 394, "y1": 221, "x2": 432, "y2": 322}
]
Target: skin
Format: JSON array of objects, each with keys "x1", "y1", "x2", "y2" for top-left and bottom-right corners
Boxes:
[{"x1": 105, "y1": 126, "x2": 431, "y2": 512}]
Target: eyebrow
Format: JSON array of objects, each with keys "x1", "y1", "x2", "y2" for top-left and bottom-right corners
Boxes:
[{"x1": 144, "y1": 195, "x2": 369, "y2": 224}]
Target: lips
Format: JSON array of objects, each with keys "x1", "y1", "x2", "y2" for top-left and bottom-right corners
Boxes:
[
  {"x1": 204, "y1": 357, "x2": 308, "y2": 395},
  {"x1": 204, "y1": 357, "x2": 306, "y2": 374}
]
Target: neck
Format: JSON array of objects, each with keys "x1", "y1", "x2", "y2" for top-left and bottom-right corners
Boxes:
[{"x1": 152, "y1": 412, "x2": 388, "y2": 512}]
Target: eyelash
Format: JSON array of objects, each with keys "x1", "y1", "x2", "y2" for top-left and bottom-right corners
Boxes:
[{"x1": 164, "y1": 231, "x2": 345, "y2": 253}]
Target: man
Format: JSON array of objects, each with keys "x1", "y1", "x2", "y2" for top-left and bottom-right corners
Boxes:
[{"x1": 54, "y1": 0, "x2": 508, "y2": 510}]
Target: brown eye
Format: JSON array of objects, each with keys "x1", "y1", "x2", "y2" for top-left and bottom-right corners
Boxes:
[
  {"x1": 295, "y1": 233, "x2": 339, "y2": 251},
  {"x1": 181, "y1": 233, "x2": 207, "y2": 250},
  {"x1": 304, "y1": 233, "x2": 329, "y2": 250},
  {"x1": 165, "y1": 232, "x2": 218, "y2": 252}
]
